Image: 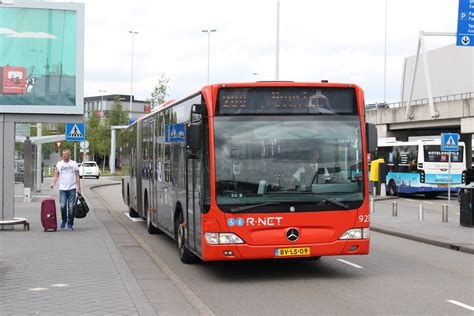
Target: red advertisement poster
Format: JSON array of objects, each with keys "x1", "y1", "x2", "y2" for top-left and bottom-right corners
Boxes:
[{"x1": 1, "y1": 66, "x2": 27, "y2": 94}]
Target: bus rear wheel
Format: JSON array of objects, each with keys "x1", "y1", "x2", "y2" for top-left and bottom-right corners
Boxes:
[
  {"x1": 128, "y1": 190, "x2": 139, "y2": 217},
  {"x1": 388, "y1": 181, "x2": 397, "y2": 196},
  {"x1": 176, "y1": 211, "x2": 197, "y2": 264}
]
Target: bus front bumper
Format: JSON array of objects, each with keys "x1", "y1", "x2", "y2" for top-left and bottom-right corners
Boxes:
[{"x1": 201, "y1": 239, "x2": 369, "y2": 261}]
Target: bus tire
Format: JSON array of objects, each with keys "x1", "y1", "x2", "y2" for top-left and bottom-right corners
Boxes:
[
  {"x1": 128, "y1": 188, "x2": 139, "y2": 218},
  {"x1": 388, "y1": 180, "x2": 397, "y2": 196},
  {"x1": 176, "y1": 211, "x2": 197, "y2": 264},
  {"x1": 425, "y1": 192, "x2": 438, "y2": 199}
]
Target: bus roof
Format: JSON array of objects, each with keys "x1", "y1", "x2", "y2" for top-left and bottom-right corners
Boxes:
[{"x1": 378, "y1": 139, "x2": 465, "y2": 147}]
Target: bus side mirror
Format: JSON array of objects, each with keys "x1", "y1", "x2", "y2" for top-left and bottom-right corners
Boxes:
[
  {"x1": 366, "y1": 123, "x2": 377, "y2": 153},
  {"x1": 186, "y1": 123, "x2": 202, "y2": 154},
  {"x1": 192, "y1": 104, "x2": 204, "y2": 115}
]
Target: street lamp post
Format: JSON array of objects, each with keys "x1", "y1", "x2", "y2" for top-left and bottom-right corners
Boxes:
[
  {"x1": 129, "y1": 30, "x2": 138, "y2": 120},
  {"x1": 275, "y1": 0, "x2": 280, "y2": 80},
  {"x1": 201, "y1": 29, "x2": 217, "y2": 84}
]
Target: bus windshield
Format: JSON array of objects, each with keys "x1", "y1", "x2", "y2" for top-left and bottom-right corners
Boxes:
[{"x1": 214, "y1": 116, "x2": 364, "y2": 212}]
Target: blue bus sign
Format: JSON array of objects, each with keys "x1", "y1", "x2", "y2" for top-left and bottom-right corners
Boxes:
[
  {"x1": 441, "y1": 133, "x2": 459, "y2": 152},
  {"x1": 65, "y1": 123, "x2": 85, "y2": 142},
  {"x1": 457, "y1": 0, "x2": 474, "y2": 46},
  {"x1": 165, "y1": 124, "x2": 186, "y2": 143}
]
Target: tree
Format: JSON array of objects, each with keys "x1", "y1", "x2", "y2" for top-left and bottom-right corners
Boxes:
[
  {"x1": 150, "y1": 73, "x2": 170, "y2": 108},
  {"x1": 86, "y1": 112, "x2": 101, "y2": 161},
  {"x1": 107, "y1": 96, "x2": 129, "y2": 126}
]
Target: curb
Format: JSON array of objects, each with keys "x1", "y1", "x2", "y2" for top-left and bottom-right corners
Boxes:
[{"x1": 371, "y1": 226, "x2": 474, "y2": 255}]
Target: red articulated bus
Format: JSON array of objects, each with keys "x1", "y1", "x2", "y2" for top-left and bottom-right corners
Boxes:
[{"x1": 121, "y1": 82, "x2": 377, "y2": 263}]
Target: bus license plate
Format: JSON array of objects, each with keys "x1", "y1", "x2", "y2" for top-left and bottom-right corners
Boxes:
[
  {"x1": 275, "y1": 247, "x2": 310, "y2": 257},
  {"x1": 438, "y1": 184, "x2": 448, "y2": 187}
]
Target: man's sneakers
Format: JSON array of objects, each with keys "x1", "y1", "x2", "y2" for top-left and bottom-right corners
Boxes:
[
  {"x1": 60, "y1": 221, "x2": 66, "y2": 229},
  {"x1": 67, "y1": 224, "x2": 73, "y2": 231}
]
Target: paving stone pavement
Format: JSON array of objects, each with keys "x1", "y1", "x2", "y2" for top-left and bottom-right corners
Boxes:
[{"x1": 1, "y1": 180, "x2": 200, "y2": 315}]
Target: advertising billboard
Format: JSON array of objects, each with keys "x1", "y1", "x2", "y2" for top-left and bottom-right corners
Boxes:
[{"x1": 0, "y1": 2, "x2": 84, "y2": 114}]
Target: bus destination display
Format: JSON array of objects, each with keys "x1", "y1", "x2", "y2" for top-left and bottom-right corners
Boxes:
[{"x1": 217, "y1": 87, "x2": 357, "y2": 115}]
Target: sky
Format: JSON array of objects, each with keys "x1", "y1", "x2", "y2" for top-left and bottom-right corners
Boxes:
[{"x1": 38, "y1": 0, "x2": 461, "y2": 104}]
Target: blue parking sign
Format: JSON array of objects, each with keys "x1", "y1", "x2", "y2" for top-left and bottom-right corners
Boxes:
[
  {"x1": 457, "y1": 0, "x2": 474, "y2": 46},
  {"x1": 441, "y1": 133, "x2": 459, "y2": 152}
]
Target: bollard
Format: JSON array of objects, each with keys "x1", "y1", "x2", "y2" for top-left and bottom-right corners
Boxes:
[
  {"x1": 392, "y1": 201, "x2": 398, "y2": 216},
  {"x1": 370, "y1": 197, "x2": 375, "y2": 214},
  {"x1": 442, "y1": 204, "x2": 448, "y2": 223},
  {"x1": 380, "y1": 183, "x2": 386, "y2": 197},
  {"x1": 418, "y1": 204, "x2": 424, "y2": 221},
  {"x1": 373, "y1": 187, "x2": 377, "y2": 197}
]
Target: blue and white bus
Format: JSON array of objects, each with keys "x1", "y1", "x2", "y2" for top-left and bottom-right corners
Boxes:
[{"x1": 375, "y1": 139, "x2": 467, "y2": 197}]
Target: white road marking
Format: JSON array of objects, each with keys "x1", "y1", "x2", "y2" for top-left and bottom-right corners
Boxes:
[
  {"x1": 456, "y1": 213, "x2": 460, "y2": 215},
  {"x1": 337, "y1": 259, "x2": 363, "y2": 269},
  {"x1": 447, "y1": 300, "x2": 474, "y2": 311},
  {"x1": 423, "y1": 201, "x2": 434, "y2": 204},
  {"x1": 50, "y1": 284, "x2": 69, "y2": 288},
  {"x1": 405, "y1": 199, "x2": 416, "y2": 202},
  {"x1": 28, "y1": 288, "x2": 48, "y2": 291},
  {"x1": 124, "y1": 212, "x2": 144, "y2": 222}
]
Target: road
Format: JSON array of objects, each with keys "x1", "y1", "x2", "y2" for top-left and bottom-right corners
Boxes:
[{"x1": 92, "y1": 181, "x2": 473, "y2": 315}]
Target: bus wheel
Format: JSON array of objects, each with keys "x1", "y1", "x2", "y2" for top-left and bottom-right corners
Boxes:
[
  {"x1": 425, "y1": 192, "x2": 438, "y2": 199},
  {"x1": 128, "y1": 191, "x2": 139, "y2": 217},
  {"x1": 388, "y1": 181, "x2": 397, "y2": 196},
  {"x1": 129, "y1": 207, "x2": 139, "y2": 218},
  {"x1": 176, "y1": 211, "x2": 197, "y2": 264}
]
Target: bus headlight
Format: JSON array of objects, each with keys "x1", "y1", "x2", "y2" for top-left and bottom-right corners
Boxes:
[
  {"x1": 205, "y1": 232, "x2": 244, "y2": 245},
  {"x1": 339, "y1": 228, "x2": 370, "y2": 240}
]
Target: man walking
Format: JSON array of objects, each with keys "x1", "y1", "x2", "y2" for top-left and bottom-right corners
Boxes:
[{"x1": 50, "y1": 148, "x2": 81, "y2": 231}]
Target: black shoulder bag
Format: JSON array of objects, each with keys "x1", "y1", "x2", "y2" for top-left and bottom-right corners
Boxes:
[{"x1": 75, "y1": 194, "x2": 89, "y2": 218}]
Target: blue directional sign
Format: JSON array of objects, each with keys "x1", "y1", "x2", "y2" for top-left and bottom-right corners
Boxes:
[
  {"x1": 441, "y1": 133, "x2": 460, "y2": 152},
  {"x1": 65, "y1": 123, "x2": 85, "y2": 142},
  {"x1": 457, "y1": 0, "x2": 474, "y2": 46}
]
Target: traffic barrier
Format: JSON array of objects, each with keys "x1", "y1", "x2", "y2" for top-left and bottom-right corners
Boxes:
[
  {"x1": 418, "y1": 205, "x2": 424, "y2": 221},
  {"x1": 442, "y1": 204, "x2": 448, "y2": 223}
]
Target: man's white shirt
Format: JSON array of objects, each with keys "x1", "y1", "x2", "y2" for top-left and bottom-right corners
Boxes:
[{"x1": 56, "y1": 160, "x2": 79, "y2": 190}]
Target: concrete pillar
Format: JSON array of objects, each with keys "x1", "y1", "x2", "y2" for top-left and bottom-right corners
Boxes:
[
  {"x1": 1, "y1": 115, "x2": 16, "y2": 229},
  {"x1": 110, "y1": 128, "x2": 116, "y2": 174},
  {"x1": 24, "y1": 137, "x2": 33, "y2": 202}
]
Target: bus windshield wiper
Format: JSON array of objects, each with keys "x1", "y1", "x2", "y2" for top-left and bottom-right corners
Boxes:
[
  {"x1": 315, "y1": 198, "x2": 350, "y2": 210},
  {"x1": 230, "y1": 202, "x2": 284, "y2": 212}
]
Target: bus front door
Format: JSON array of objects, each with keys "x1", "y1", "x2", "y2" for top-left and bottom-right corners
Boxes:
[{"x1": 186, "y1": 152, "x2": 202, "y2": 256}]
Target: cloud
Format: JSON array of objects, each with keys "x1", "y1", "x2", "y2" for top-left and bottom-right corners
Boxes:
[
  {"x1": 0, "y1": 27, "x2": 17, "y2": 35},
  {"x1": 0, "y1": 27, "x2": 57, "y2": 39},
  {"x1": 5, "y1": 31, "x2": 58, "y2": 39}
]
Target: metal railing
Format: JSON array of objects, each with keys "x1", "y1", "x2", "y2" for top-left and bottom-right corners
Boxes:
[{"x1": 367, "y1": 92, "x2": 474, "y2": 110}]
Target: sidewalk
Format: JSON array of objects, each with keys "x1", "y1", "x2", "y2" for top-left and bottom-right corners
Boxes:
[
  {"x1": 371, "y1": 197, "x2": 474, "y2": 254},
  {"x1": 1, "y1": 179, "x2": 200, "y2": 315}
]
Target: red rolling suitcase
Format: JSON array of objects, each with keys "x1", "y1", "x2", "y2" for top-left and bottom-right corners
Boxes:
[{"x1": 41, "y1": 198, "x2": 57, "y2": 232}]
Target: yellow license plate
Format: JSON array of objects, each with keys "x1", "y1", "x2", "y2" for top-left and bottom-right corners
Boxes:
[
  {"x1": 275, "y1": 247, "x2": 311, "y2": 257},
  {"x1": 438, "y1": 184, "x2": 448, "y2": 187}
]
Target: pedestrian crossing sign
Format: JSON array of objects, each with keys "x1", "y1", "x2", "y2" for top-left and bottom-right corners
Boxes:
[
  {"x1": 441, "y1": 133, "x2": 459, "y2": 152},
  {"x1": 65, "y1": 123, "x2": 85, "y2": 141}
]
